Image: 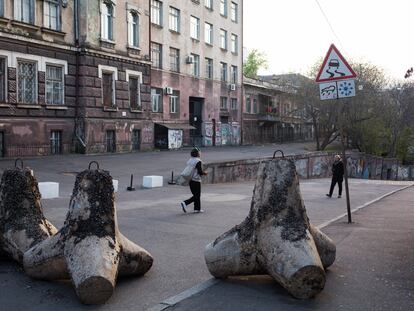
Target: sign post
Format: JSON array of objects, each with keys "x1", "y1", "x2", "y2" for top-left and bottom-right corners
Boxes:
[{"x1": 316, "y1": 44, "x2": 356, "y2": 224}]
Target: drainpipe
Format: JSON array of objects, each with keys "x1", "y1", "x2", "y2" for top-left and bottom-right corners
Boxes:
[
  {"x1": 239, "y1": 0, "x2": 244, "y2": 146},
  {"x1": 74, "y1": 0, "x2": 86, "y2": 151}
]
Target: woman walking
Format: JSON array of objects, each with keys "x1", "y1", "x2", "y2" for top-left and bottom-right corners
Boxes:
[
  {"x1": 181, "y1": 147, "x2": 207, "y2": 213},
  {"x1": 326, "y1": 154, "x2": 344, "y2": 198}
]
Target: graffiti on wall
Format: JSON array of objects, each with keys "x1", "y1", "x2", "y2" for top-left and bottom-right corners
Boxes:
[
  {"x1": 232, "y1": 123, "x2": 241, "y2": 145},
  {"x1": 215, "y1": 122, "x2": 222, "y2": 146},
  {"x1": 168, "y1": 129, "x2": 183, "y2": 149},
  {"x1": 204, "y1": 122, "x2": 214, "y2": 146},
  {"x1": 142, "y1": 126, "x2": 153, "y2": 144},
  {"x1": 221, "y1": 124, "x2": 231, "y2": 145}
]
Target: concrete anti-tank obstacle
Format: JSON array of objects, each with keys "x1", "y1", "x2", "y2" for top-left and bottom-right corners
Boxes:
[
  {"x1": 205, "y1": 157, "x2": 336, "y2": 299},
  {"x1": 0, "y1": 159, "x2": 57, "y2": 263},
  {"x1": 23, "y1": 162, "x2": 153, "y2": 305}
]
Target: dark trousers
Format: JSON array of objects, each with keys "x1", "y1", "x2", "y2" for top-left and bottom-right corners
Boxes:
[
  {"x1": 184, "y1": 180, "x2": 201, "y2": 211},
  {"x1": 329, "y1": 177, "x2": 343, "y2": 196}
]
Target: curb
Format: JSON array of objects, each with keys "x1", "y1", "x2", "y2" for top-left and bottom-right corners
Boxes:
[
  {"x1": 146, "y1": 279, "x2": 219, "y2": 311},
  {"x1": 317, "y1": 183, "x2": 414, "y2": 229}
]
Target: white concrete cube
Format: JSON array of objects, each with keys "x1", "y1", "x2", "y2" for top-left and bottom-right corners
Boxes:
[
  {"x1": 142, "y1": 176, "x2": 163, "y2": 188},
  {"x1": 38, "y1": 182, "x2": 59, "y2": 199},
  {"x1": 113, "y1": 179, "x2": 119, "y2": 192}
]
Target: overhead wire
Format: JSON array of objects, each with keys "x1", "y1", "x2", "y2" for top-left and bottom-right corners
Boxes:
[{"x1": 314, "y1": 0, "x2": 346, "y2": 51}]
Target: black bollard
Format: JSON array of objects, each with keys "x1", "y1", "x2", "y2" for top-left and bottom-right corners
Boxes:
[
  {"x1": 168, "y1": 171, "x2": 176, "y2": 185},
  {"x1": 127, "y1": 174, "x2": 135, "y2": 191}
]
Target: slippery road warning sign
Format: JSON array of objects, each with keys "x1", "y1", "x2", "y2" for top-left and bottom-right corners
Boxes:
[{"x1": 315, "y1": 44, "x2": 356, "y2": 82}]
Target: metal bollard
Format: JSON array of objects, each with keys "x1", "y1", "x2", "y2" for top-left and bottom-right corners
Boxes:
[
  {"x1": 127, "y1": 174, "x2": 135, "y2": 191},
  {"x1": 168, "y1": 171, "x2": 176, "y2": 185}
]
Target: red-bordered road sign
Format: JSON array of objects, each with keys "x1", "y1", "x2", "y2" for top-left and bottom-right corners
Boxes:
[{"x1": 315, "y1": 44, "x2": 357, "y2": 82}]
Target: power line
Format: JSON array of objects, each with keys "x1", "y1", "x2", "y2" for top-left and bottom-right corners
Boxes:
[{"x1": 314, "y1": 0, "x2": 345, "y2": 50}]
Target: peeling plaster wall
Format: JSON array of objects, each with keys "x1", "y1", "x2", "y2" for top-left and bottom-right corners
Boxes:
[{"x1": 203, "y1": 152, "x2": 414, "y2": 184}]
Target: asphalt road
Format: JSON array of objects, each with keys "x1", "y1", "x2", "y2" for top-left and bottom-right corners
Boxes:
[{"x1": 1, "y1": 176, "x2": 411, "y2": 311}]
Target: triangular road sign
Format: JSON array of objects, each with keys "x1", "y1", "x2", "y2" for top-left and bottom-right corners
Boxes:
[{"x1": 315, "y1": 44, "x2": 356, "y2": 82}]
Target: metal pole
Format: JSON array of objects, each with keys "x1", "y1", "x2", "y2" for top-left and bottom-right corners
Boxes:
[{"x1": 340, "y1": 127, "x2": 352, "y2": 223}]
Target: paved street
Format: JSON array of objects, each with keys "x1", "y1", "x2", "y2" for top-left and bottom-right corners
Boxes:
[
  {"x1": 0, "y1": 159, "x2": 412, "y2": 311},
  {"x1": 0, "y1": 143, "x2": 310, "y2": 197},
  {"x1": 168, "y1": 186, "x2": 414, "y2": 311}
]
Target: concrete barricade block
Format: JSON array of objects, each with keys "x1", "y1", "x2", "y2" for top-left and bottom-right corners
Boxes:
[
  {"x1": 38, "y1": 182, "x2": 59, "y2": 199},
  {"x1": 143, "y1": 175, "x2": 163, "y2": 188},
  {"x1": 112, "y1": 179, "x2": 118, "y2": 192}
]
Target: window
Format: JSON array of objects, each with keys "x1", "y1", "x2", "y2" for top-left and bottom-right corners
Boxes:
[
  {"x1": 205, "y1": 58, "x2": 213, "y2": 79},
  {"x1": 50, "y1": 130, "x2": 62, "y2": 155},
  {"x1": 169, "y1": 94, "x2": 178, "y2": 113},
  {"x1": 128, "y1": 11, "x2": 139, "y2": 47},
  {"x1": 231, "y1": 34, "x2": 238, "y2": 53},
  {"x1": 205, "y1": 22, "x2": 213, "y2": 45},
  {"x1": 44, "y1": 0, "x2": 60, "y2": 31},
  {"x1": 0, "y1": 58, "x2": 5, "y2": 102},
  {"x1": 191, "y1": 54, "x2": 200, "y2": 77},
  {"x1": 101, "y1": 1, "x2": 114, "y2": 40},
  {"x1": 151, "y1": 42, "x2": 162, "y2": 69},
  {"x1": 17, "y1": 61, "x2": 37, "y2": 104},
  {"x1": 151, "y1": 88, "x2": 162, "y2": 112},
  {"x1": 169, "y1": 6, "x2": 180, "y2": 32},
  {"x1": 246, "y1": 96, "x2": 251, "y2": 113},
  {"x1": 169, "y1": 47, "x2": 180, "y2": 72},
  {"x1": 14, "y1": 0, "x2": 35, "y2": 24},
  {"x1": 220, "y1": 62, "x2": 227, "y2": 82},
  {"x1": 106, "y1": 130, "x2": 116, "y2": 152},
  {"x1": 129, "y1": 76, "x2": 141, "y2": 111},
  {"x1": 253, "y1": 98, "x2": 258, "y2": 113},
  {"x1": 102, "y1": 72, "x2": 115, "y2": 107},
  {"x1": 151, "y1": 0, "x2": 162, "y2": 26},
  {"x1": 220, "y1": 0, "x2": 227, "y2": 16},
  {"x1": 0, "y1": 0, "x2": 3, "y2": 17},
  {"x1": 205, "y1": 0, "x2": 213, "y2": 9},
  {"x1": 230, "y1": 65, "x2": 237, "y2": 84},
  {"x1": 231, "y1": 98, "x2": 237, "y2": 110},
  {"x1": 190, "y1": 16, "x2": 200, "y2": 40},
  {"x1": 231, "y1": 2, "x2": 238, "y2": 22},
  {"x1": 220, "y1": 96, "x2": 227, "y2": 110},
  {"x1": 46, "y1": 65, "x2": 64, "y2": 105},
  {"x1": 220, "y1": 29, "x2": 227, "y2": 49}
]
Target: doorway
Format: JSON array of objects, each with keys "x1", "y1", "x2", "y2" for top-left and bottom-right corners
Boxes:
[{"x1": 189, "y1": 97, "x2": 203, "y2": 146}]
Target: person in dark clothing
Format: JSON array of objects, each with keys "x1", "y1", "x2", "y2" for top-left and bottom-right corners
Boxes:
[
  {"x1": 181, "y1": 147, "x2": 207, "y2": 213},
  {"x1": 326, "y1": 154, "x2": 344, "y2": 198}
]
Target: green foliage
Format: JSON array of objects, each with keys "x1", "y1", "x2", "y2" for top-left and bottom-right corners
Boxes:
[{"x1": 243, "y1": 49, "x2": 268, "y2": 78}]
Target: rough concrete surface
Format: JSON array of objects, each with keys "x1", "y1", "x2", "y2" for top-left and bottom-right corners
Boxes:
[
  {"x1": 23, "y1": 169, "x2": 153, "y2": 305},
  {"x1": 205, "y1": 159, "x2": 330, "y2": 299}
]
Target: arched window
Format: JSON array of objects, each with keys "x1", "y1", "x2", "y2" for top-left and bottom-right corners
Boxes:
[
  {"x1": 128, "y1": 11, "x2": 139, "y2": 47},
  {"x1": 101, "y1": 2, "x2": 114, "y2": 40}
]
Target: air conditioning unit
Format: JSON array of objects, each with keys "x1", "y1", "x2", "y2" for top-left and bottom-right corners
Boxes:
[
  {"x1": 186, "y1": 55, "x2": 194, "y2": 64},
  {"x1": 229, "y1": 84, "x2": 236, "y2": 91},
  {"x1": 165, "y1": 87, "x2": 173, "y2": 95}
]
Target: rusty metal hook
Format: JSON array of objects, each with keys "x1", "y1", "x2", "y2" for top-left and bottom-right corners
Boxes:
[
  {"x1": 88, "y1": 161, "x2": 100, "y2": 170},
  {"x1": 14, "y1": 158, "x2": 24, "y2": 169},
  {"x1": 273, "y1": 150, "x2": 285, "y2": 159}
]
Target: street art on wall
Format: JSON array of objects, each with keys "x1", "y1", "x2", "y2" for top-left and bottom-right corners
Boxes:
[
  {"x1": 142, "y1": 126, "x2": 153, "y2": 144},
  {"x1": 168, "y1": 130, "x2": 183, "y2": 149},
  {"x1": 215, "y1": 122, "x2": 222, "y2": 146},
  {"x1": 232, "y1": 123, "x2": 241, "y2": 145},
  {"x1": 204, "y1": 122, "x2": 214, "y2": 146},
  {"x1": 221, "y1": 124, "x2": 232, "y2": 145}
]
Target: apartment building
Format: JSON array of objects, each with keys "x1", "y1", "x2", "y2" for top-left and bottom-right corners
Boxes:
[
  {"x1": 0, "y1": 0, "x2": 152, "y2": 157},
  {"x1": 243, "y1": 76, "x2": 314, "y2": 145},
  {"x1": 150, "y1": 0, "x2": 243, "y2": 149}
]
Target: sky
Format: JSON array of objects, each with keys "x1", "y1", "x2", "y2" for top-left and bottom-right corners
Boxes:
[{"x1": 243, "y1": 0, "x2": 414, "y2": 80}]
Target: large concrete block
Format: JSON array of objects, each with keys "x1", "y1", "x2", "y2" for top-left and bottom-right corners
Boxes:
[
  {"x1": 0, "y1": 166, "x2": 57, "y2": 263},
  {"x1": 24, "y1": 166, "x2": 153, "y2": 305},
  {"x1": 112, "y1": 179, "x2": 119, "y2": 192},
  {"x1": 143, "y1": 175, "x2": 163, "y2": 188},
  {"x1": 204, "y1": 158, "x2": 336, "y2": 299},
  {"x1": 38, "y1": 182, "x2": 59, "y2": 199}
]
